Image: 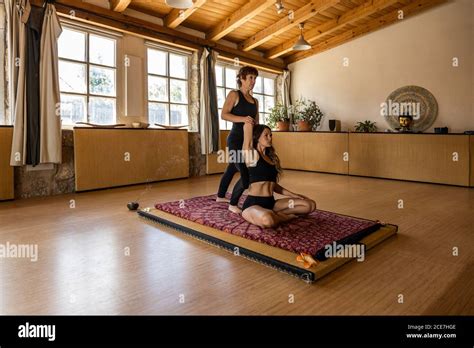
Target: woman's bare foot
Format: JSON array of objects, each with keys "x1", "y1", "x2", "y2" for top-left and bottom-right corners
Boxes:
[
  {"x1": 228, "y1": 205, "x2": 242, "y2": 214},
  {"x1": 216, "y1": 197, "x2": 230, "y2": 203},
  {"x1": 276, "y1": 212, "x2": 297, "y2": 223}
]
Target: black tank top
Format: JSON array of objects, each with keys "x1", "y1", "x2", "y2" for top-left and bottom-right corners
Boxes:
[
  {"x1": 227, "y1": 90, "x2": 258, "y2": 145},
  {"x1": 248, "y1": 154, "x2": 278, "y2": 183}
]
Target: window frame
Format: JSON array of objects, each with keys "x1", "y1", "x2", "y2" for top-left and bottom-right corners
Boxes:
[
  {"x1": 145, "y1": 43, "x2": 191, "y2": 128},
  {"x1": 253, "y1": 75, "x2": 277, "y2": 127},
  {"x1": 58, "y1": 22, "x2": 122, "y2": 126}
]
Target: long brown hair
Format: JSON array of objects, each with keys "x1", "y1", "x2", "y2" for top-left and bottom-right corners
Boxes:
[
  {"x1": 252, "y1": 124, "x2": 282, "y2": 181},
  {"x1": 237, "y1": 66, "x2": 259, "y2": 88}
]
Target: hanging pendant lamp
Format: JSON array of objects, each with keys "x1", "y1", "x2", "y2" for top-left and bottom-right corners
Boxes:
[
  {"x1": 165, "y1": 0, "x2": 193, "y2": 9},
  {"x1": 293, "y1": 23, "x2": 311, "y2": 51}
]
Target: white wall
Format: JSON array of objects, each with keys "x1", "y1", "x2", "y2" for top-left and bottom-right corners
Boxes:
[{"x1": 289, "y1": 0, "x2": 473, "y2": 133}]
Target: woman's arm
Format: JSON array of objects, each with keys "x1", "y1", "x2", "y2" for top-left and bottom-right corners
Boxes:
[
  {"x1": 221, "y1": 91, "x2": 255, "y2": 124},
  {"x1": 243, "y1": 122, "x2": 258, "y2": 167},
  {"x1": 254, "y1": 98, "x2": 260, "y2": 125},
  {"x1": 273, "y1": 184, "x2": 307, "y2": 199}
]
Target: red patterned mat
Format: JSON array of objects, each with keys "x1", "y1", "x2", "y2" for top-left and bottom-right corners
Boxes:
[{"x1": 155, "y1": 194, "x2": 380, "y2": 258}]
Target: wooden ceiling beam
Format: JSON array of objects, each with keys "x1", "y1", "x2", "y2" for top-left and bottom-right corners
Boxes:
[
  {"x1": 285, "y1": 0, "x2": 446, "y2": 64},
  {"x1": 266, "y1": 0, "x2": 405, "y2": 59},
  {"x1": 110, "y1": 0, "x2": 131, "y2": 12},
  {"x1": 206, "y1": 0, "x2": 275, "y2": 42},
  {"x1": 164, "y1": 0, "x2": 208, "y2": 29},
  {"x1": 40, "y1": 0, "x2": 285, "y2": 71},
  {"x1": 240, "y1": 0, "x2": 340, "y2": 52}
]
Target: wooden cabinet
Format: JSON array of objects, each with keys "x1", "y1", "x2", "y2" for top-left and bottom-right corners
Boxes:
[
  {"x1": 0, "y1": 127, "x2": 14, "y2": 200},
  {"x1": 470, "y1": 136, "x2": 474, "y2": 187},
  {"x1": 349, "y1": 133, "x2": 470, "y2": 186},
  {"x1": 208, "y1": 130, "x2": 473, "y2": 187},
  {"x1": 206, "y1": 130, "x2": 230, "y2": 175},
  {"x1": 273, "y1": 132, "x2": 348, "y2": 174},
  {"x1": 74, "y1": 128, "x2": 189, "y2": 191}
]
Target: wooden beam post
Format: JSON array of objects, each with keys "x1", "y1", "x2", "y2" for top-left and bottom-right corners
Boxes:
[
  {"x1": 165, "y1": 0, "x2": 208, "y2": 29},
  {"x1": 110, "y1": 0, "x2": 131, "y2": 12},
  {"x1": 206, "y1": 0, "x2": 275, "y2": 41}
]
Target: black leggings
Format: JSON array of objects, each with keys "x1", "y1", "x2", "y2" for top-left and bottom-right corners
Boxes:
[{"x1": 217, "y1": 140, "x2": 249, "y2": 206}]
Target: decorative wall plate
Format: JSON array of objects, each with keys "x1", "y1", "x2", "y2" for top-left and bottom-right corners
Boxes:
[{"x1": 383, "y1": 85, "x2": 438, "y2": 132}]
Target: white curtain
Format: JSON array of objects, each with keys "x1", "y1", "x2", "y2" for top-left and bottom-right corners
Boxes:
[
  {"x1": 7, "y1": 0, "x2": 29, "y2": 166},
  {"x1": 199, "y1": 47, "x2": 219, "y2": 155},
  {"x1": 199, "y1": 48, "x2": 211, "y2": 154},
  {"x1": 39, "y1": 3, "x2": 62, "y2": 163},
  {"x1": 4, "y1": 0, "x2": 19, "y2": 125},
  {"x1": 281, "y1": 69, "x2": 291, "y2": 108},
  {"x1": 280, "y1": 69, "x2": 292, "y2": 128}
]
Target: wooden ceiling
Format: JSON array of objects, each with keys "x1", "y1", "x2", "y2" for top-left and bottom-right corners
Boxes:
[
  {"x1": 44, "y1": 0, "x2": 446, "y2": 69},
  {"x1": 124, "y1": 0, "x2": 447, "y2": 64}
]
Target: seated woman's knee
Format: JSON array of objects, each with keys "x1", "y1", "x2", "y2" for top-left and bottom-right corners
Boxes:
[
  {"x1": 309, "y1": 199, "x2": 317, "y2": 212},
  {"x1": 301, "y1": 198, "x2": 316, "y2": 213}
]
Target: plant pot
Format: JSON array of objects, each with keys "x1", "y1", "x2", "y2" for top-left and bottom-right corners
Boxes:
[
  {"x1": 297, "y1": 120, "x2": 312, "y2": 132},
  {"x1": 329, "y1": 119, "x2": 341, "y2": 132},
  {"x1": 276, "y1": 121, "x2": 290, "y2": 132}
]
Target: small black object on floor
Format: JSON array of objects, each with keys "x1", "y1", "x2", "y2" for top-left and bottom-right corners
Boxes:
[{"x1": 127, "y1": 202, "x2": 139, "y2": 211}]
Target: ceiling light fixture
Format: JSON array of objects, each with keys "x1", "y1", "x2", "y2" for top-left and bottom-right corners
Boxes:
[
  {"x1": 275, "y1": 0, "x2": 285, "y2": 14},
  {"x1": 292, "y1": 23, "x2": 311, "y2": 51},
  {"x1": 165, "y1": 0, "x2": 193, "y2": 9}
]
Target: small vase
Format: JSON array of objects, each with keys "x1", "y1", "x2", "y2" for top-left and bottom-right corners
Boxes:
[
  {"x1": 329, "y1": 119, "x2": 341, "y2": 131},
  {"x1": 297, "y1": 120, "x2": 312, "y2": 132},
  {"x1": 276, "y1": 121, "x2": 290, "y2": 132}
]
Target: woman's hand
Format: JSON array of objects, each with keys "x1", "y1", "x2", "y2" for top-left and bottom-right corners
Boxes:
[
  {"x1": 244, "y1": 116, "x2": 255, "y2": 124},
  {"x1": 292, "y1": 193, "x2": 309, "y2": 200}
]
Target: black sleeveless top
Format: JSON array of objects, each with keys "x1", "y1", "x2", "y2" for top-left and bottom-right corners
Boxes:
[
  {"x1": 227, "y1": 90, "x2": 258, "y2": 146},
  {"x1": 248, "y1": 154, "x2": 278, "y2": 184}
]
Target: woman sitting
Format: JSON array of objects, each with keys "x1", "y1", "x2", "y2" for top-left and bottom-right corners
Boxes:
[{"x1": 241, "y1": 123, "x2": 316, "y2": 228}]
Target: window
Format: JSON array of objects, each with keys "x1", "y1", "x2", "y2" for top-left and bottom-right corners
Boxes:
[
  {"x1": 58, "y1": 27, "x2": 117, "y2": 125},
  {"x1": 216, "y1": 64, "x2": 276, "y2": 130},
  {"x1": 147, "y1": 47, "x2": 189, "y2": 126},
  {"x1": 253, "y1": 76, "x2": 275, "y2": 126},
  {"x1": 216, "y1": 65, "x2": 238, "y2": 130}
]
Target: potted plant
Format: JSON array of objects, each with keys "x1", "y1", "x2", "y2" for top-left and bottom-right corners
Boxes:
[
  {"x1": 354, "y1": 120, "x2": 377, "y2": 132},
  {"x1": 288, "y1": 98, "x2": 305, "y2": 131},
  {"x1": 267, "y1": 103, "x2": 290, "y2": 131},
  {"x1": 292, "y1": 98, "x2": 324, "y2": 132}
]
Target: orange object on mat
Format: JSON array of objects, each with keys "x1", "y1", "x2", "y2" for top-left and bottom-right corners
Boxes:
[{"x1": 296, "y1": 253, "x2": 318, "y2": 269}]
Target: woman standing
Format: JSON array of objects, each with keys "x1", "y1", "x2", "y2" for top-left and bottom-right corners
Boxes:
[{"x1": 216, "y1": 66, "x2": 259, "y2": 213}]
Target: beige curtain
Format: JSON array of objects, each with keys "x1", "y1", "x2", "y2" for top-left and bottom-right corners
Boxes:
[
  {"x1": 199, "y1": 47, "x2": 219, "y2": 155},
  {"x1": 4, "y1": 0, "x2": 19, "y2": 125},
  {"x1": 8, "y1": 0, "x2": 30, "y2": 166},
  {"x1": 39, "y1": 3, "x2": 62, "y2": 163},
  {"x1": 281, "y1": 69, "x2": 292, "y2": 128},
  {"x1": 281, "y1": 69, "x2": 291, "y2": 108}
]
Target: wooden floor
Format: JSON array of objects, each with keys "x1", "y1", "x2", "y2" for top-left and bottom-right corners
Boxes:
[{"x1": 0, "y1": 171, "x2": 473, "y2": 315}]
